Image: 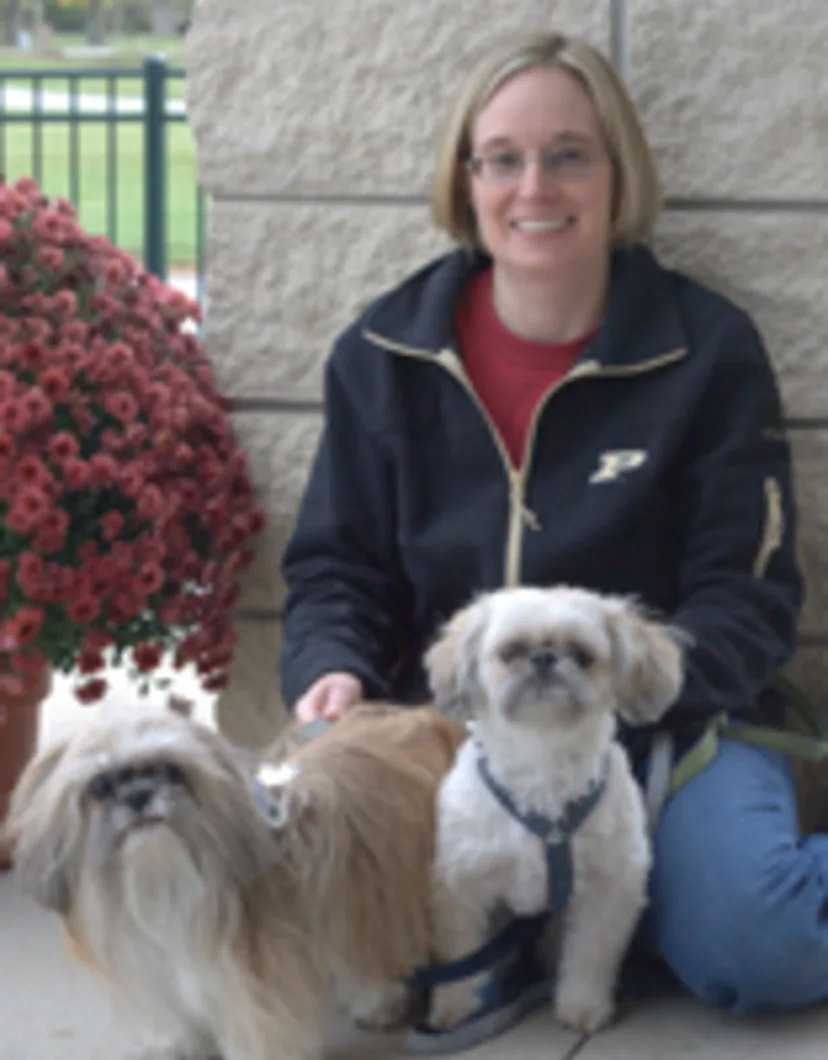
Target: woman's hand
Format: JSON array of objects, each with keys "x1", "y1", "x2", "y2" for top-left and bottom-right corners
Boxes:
[{"x1": 294, "y1": 672, "x2": 364, "y2": 724}]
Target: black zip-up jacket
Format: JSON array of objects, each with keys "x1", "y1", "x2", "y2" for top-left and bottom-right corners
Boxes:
[{"x1": 280, "y1": 244, "x2": 803, "y2": 732}]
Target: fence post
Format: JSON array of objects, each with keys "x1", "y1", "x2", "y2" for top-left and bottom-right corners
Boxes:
[{"x1": 143, "y1": 54, "x2": 166, "y2": 280}]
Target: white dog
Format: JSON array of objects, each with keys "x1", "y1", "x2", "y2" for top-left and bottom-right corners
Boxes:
[{"x1": 422, "y1": 585, "x2": 687, "y2": 1035}]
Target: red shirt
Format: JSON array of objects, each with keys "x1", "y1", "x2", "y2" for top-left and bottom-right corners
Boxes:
[{"x1": 455, "y1": 268, "x2": 595, "y2": 467}]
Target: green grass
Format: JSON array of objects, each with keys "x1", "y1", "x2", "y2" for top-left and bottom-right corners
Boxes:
[
  {"x1": 1, "y1": 121, "x2": 200, "y2": 268},
  {"x1": 0, "y1": 33, "x2": 189, "y2": 67},
  {"x1": 0, "y1": 35, "x2": 198, "y2": 269}
]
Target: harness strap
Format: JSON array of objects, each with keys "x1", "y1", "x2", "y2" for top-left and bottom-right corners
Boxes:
[
  {"x1": 476, "y1": 753, "x2": 608, "y2": 843},
  {"x1": 412, "y1": 754, "x2": 609, "y2": 990}
]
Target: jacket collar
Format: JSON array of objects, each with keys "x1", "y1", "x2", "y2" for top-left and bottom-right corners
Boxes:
[{"x1": 362, "y1": 243, "x2": 688, "y2": 369}]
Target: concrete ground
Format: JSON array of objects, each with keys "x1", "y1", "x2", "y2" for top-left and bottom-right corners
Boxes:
[{"x1": 3, "y1": 671, "x2": 828, "y2": 1059}]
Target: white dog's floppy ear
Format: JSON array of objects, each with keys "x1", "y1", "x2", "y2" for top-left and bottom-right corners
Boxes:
[
  {"x1": 424, "y1": 596, "x2": 490, "y2": 720},
  {"x1": 604, "y1": 598, "x2": 690, "y2": 726},
  {"x1": 4, "y1": 738, "x2": 77, "y2": 913}
]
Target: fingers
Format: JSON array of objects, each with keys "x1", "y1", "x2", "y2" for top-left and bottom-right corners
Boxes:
[
  {"x1": 294, "y1": 672, "x2": 363, "y2": 724},
  {"x1": 295, "y1": 691, "x2": 324, "y2": 724}
]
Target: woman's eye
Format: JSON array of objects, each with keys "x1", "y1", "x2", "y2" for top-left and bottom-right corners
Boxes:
[{"x1": 488, "y1": 152, "x2": 522, "y2": 172}]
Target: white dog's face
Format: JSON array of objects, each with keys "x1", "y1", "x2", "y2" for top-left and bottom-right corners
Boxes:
[
  {"x1": 425, "y1": 585, "x2": 687, "y2": 733},
  {"x1": 468, "y1": 590, "x2": 628, "y2": 725}
]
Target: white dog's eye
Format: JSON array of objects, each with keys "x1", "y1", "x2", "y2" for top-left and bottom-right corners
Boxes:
[
  {"x1": 569, "y1": 644, "x2": 596, "y2": 669},
  {"x1": 499, "y1": 639, "x2": 530, "y2": 664}
]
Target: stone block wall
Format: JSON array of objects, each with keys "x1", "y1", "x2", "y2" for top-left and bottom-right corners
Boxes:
[{"x1": 186, "y1": 0, "x2": 828, "y2": 748}]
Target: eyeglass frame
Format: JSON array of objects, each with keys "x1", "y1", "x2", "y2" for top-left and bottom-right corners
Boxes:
[{"x1": 463, "y1": 143, "x2": 611, "y2": 186}]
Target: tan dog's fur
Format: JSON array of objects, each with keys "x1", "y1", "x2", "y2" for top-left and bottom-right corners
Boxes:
[
  {"x1": 270, "y1": 704, "x2": 466, "y2": 1023},
  {"x1": 4, "y1": 702, "x2": 466, "y2": 1060}
]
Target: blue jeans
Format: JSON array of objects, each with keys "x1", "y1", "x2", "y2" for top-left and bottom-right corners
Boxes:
[{"x1": 639, "y1": 737, "x2": 828, "y2": 1012}]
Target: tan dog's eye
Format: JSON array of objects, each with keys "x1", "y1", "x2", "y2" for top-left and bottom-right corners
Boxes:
[
  {"x1": 87, "y1": 774, "x2": 115, "y2": 802},
  {"x1": 164, "y1": 763, "x2": 185, "y2": 785},
  {"x1": 569, "y1": 644, "x2": 595, "y2": 669}
]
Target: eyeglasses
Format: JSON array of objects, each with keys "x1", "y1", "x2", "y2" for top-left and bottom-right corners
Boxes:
[{"x1": 465, "y1": 145, "x2": 608, "y2": 186}]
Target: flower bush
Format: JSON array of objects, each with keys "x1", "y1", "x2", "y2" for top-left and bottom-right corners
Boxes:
[{"x1": 0, "y1": 176, "x2": 265, "y2": 705}]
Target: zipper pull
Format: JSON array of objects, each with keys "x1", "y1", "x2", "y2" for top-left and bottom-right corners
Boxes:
[
  {"x1": 509, "y1": 469, "x2": 542, "y2": 532},
  {"x1": 522, "y1": 505, "x2": 542, "y2": 532}
]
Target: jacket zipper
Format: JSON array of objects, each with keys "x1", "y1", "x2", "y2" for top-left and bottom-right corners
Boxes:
[{"x1": 363, "y1": 328, "x2": 687, "y2": 588}]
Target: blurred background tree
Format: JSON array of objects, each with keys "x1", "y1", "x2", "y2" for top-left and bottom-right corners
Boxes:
[
  {"x1": 0, "y1": 0, "x2": 193, "y2": 47},
  {"x1": 1, "y1": 0, "x2": 24, "y2": 46}
]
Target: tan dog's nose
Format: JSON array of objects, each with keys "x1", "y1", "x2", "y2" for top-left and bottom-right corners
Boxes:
[{"x1": 125, "y1": 787, "x2": 154, "y2": 815}]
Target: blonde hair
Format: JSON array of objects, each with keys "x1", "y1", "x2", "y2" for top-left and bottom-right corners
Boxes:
[{"x1": 431, "y1": 32, "x2": 661, "y2": 249}]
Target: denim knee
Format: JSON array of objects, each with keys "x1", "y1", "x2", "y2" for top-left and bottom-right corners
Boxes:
[{"x1": 654, "y1": 845, "x2": 828, "y2": 1012}]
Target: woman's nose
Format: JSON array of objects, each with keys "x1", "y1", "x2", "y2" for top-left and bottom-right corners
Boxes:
[{"x1": 516, "y1": 156, "x2": 554, "y2": 196}]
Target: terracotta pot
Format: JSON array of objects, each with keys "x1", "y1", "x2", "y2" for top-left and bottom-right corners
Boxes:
[{"x1": 0, "y1": 662, "x2": 51, "y2": 870}]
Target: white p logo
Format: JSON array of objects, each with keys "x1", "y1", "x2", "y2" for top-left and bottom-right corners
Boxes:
[{"x1": 588, "y1": 450, "x2": 648, "y2": 484}]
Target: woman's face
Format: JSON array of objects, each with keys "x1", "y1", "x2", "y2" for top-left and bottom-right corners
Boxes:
[{"x1": 467, "y1": 65, "x2": 614, "y2": 279}]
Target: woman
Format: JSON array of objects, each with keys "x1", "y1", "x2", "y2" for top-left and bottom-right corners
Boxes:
[{"x1": 280, "y1": 31, "x2": 827, "y2": 1015}]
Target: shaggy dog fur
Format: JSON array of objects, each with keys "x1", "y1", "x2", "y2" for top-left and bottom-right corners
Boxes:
[{"x1": 4, "y1": 701, "x2": 465, "y2": 1059}]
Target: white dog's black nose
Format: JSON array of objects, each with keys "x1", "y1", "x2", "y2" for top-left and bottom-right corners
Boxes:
[{"x1": 530, "y1": 647, "x2": 559, "y2": 677}]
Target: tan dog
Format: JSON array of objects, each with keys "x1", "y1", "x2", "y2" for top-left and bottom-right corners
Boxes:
[{"x1": 4, "y1": 701, "x2": 465, "y2": 1060}]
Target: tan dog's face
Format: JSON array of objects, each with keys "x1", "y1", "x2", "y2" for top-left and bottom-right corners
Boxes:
[
  {"x1": 425, "y1": 585, "x2": 688, "y2": 732},
  {"x1": 79, "y1": 747, "x2": 202, "y2": 854},
  {"x1": 4, "y1": 708, "x2": 279, "y2": 913}
]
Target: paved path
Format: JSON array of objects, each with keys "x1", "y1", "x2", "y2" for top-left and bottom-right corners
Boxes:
[{"x1": 0, "y1": 84, "x2": 186, "y2": 115}]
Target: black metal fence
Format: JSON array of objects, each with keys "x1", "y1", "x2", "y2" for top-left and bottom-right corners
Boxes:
[{"x1": 0, "y1": 54, "x2": 205, "y2": 298}]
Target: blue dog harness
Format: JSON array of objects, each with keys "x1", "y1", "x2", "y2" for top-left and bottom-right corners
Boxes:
[
  {"x1": 412, "y1": 751, "x2": 609, "y2": 989},
  {"x1": 477, "y1": 752, "x2": 609, "y2": 915}
]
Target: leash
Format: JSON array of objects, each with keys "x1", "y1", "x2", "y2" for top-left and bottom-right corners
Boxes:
[
  {"x1": 644, "y1": 730, "x2": 674, "y2": 836},
  {"x1": 644, "y1": 673, "x2": 828, "y2": 833}
]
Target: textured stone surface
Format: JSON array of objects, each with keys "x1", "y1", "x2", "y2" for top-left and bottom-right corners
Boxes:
[
  {"x1": 790, "y1": 432, "x2": 828, "y2": 635},
  {"x1": 628, "y1": 1, "x2": 828, "y2": 200},
  {"x1": 654, "y1": 212, "x2": 828, "y2": 420},
  {"x1": 205, "y1": 209, "x2": 828, "y2": 410},
  {"x1": 205, "y1": 202, "x2": 449, "y2": 400},
  {"x1": 216, "y1": 619, "x2": 287, "y2": 749},
  {"x1": 187, "y1": 0, "x2": 610, "y2": 197},
  {"x1": 187, "y1": 0, "x2": 828, "y2": 757},
  {"x1": 785, "y1": 649, "x2": 828, "y2": 834},
  {"x1": 231, "y1": 411, "x2": 322, "y2": 612}
]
